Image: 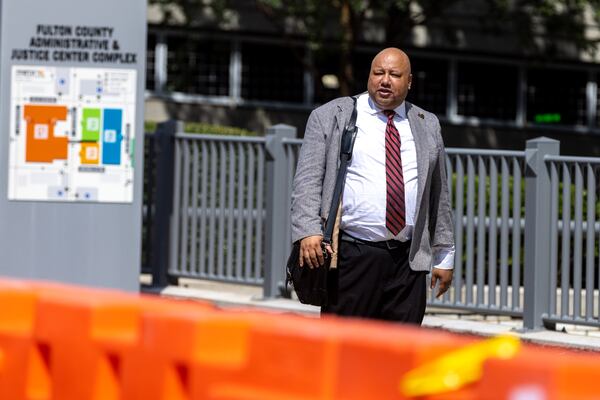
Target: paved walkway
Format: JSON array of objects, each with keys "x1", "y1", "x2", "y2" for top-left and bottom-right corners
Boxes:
[{"x1": 142, "y1": 278, "x2": 600, "y2": 352}]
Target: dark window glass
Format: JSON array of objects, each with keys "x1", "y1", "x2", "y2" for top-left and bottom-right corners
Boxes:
[
  {"x1": 408, "y1": 57, "x2": 448, "y2": 116},
  {"x1": 596, "y1": 77, "x2": 600, "y2": 128},
  {"x1": 241, "y1": 43, "x2": 304, "y2": 102},
  {"x1": 352, "y1": 51, "x2": 375, "y2": 95},
  {"x1": 146, "y1": 33, "x2": 156, "y2": 91},
  {"x1": 312, "y1": 50, "x2": 340, "y2": 104},
  {"x1": 166, "y1": 37, "x2": 230, "y2": 96},
  {"x1": 457, "y1": 62, "x2": 517, "y2": 120},
  {"x1": 527, "y1": 68, "x2": 587, "y2": 126},
  {"x1": 314, "y1": 52, "x2": 448, "y2": 115},
  {"x1": 312, "y1": 50, "x2": 374, "y2": 104}
]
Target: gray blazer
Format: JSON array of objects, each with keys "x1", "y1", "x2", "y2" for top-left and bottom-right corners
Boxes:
[{"x1": 291, "y1": 95, "x2": 454, "y2": 272}]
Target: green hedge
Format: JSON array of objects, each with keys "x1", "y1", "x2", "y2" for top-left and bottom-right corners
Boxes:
[
  {"x1": 144, "y1": 121, "x2": 257, "y2": 136},
  {"x1": 452, "y1": 173, "x2": 600, "y2": 218}
]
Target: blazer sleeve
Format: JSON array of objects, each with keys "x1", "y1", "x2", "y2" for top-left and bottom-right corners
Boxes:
[
  {"x1": 429, "y1": 117, "x2": 455, "y2": 252},
  {"x1": 290, "y1": 108, "x2": 328, "y2": 243}
]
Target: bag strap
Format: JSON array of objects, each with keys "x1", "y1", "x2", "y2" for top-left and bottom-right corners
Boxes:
[{"x1": 322, "y1": 96, "x2": 358, "y2": 245}]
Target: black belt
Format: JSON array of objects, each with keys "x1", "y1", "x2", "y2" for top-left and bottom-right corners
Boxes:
[{"x1": 340, "y1": 231, "x2": 409, "y2": 250}]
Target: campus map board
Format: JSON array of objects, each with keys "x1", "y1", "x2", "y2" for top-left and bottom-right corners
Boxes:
[
  {"x1": 8, "y1": 65, "x2": 136, "y2": 203},
  {"x1": 0, "y1": 0, "x2": 146, "y2": 291}
]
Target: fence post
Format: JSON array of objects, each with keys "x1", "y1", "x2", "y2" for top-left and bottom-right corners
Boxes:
[
  {"x1": 149, "y1": 120, "x2": 183, "y2": 288},
  {"x1": 523, "y1": 137, "x2": 559, "y2": 330},
  {"x1": 264, "y1": 124, "x2": 297, "y2": 298}
]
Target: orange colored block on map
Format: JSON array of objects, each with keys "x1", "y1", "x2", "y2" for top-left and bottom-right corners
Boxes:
[
  {"x1": 24, "y1": 105, "x2": 68, "y2": 163},
  {"x1": 80, "y1": 143, "x2": 100, "y2": 164}
]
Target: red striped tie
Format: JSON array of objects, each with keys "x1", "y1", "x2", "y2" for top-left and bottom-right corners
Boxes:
[{"x1": 383, "y1": 110, "x2": 405, "y2": 236}]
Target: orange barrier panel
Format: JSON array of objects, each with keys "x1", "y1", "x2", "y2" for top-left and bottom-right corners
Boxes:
[
  {"x1": 475, "y1": 346, "x2": 600, "y2": 400},
  {"x1": 0, "y1": 280, "x2": 38, "y2": 400},
  {"x1": 315, "y1": 317, "x2": 476, "y2": 400},
  {"x1": 30, "y1": 284, "x2": 143, "y2": 400},
  {"x1": 34, "y1": 282, "x2": 216, "y2": 400},
  {"x1": 120, "y1": 306, "x2": 477, "y2": 400},
  {"x1": 400, "y1": 335, "x2": 521, "y2": 398},
  {"x1": 0, "y1": 279, "x2": 215, "y2": 400},
  {"x1": 120, "y1": 308, "x2": 250, "y2": 400},
  {"x1": 0, "y1": 278, "x2": 598, "y2": 400}
]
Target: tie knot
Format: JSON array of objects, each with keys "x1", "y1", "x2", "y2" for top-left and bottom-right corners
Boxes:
[{"x1": 383, "y1": 110, "x2": 395, "y2": 120}]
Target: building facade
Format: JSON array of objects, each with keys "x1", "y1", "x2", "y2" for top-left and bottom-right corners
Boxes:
[{"x1": 144, "y1": 1, "x2": 600, "y2": 154}]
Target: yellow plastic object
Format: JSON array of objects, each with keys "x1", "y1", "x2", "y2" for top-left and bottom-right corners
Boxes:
[{"x1": 400, "y1": 334, "x2": 521, "y2": 397}]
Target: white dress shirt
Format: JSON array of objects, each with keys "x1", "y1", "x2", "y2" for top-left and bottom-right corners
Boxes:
[{"x1": 341, "y1": 93, "x2": 454, "y2": 269}]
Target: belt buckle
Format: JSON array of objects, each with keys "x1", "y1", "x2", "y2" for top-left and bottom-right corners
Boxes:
[{"x1": 385, "y1": 240, "x2": 399, "y2": 250}]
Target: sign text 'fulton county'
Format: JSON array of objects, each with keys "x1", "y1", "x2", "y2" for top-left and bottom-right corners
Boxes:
[{"x1": 10, "y1": 24, "x2": 137, "y2": 64}]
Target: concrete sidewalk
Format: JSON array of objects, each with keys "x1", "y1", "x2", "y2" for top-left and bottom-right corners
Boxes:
[{"x1": 142, "y1": 277, "x2": 600, "y2": 352}]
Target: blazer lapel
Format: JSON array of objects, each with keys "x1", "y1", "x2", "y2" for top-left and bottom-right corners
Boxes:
[{"x1": 406, "y1": 102, "x2": 433, "y2": 215}]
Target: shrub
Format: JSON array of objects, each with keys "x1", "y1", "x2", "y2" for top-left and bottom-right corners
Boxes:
[{"x1": 144, "y1": 121, "x2": 257, "y2": 136}]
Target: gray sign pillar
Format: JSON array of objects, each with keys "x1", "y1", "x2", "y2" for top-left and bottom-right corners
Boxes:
[{"x1": 0, "y1": 0, "x2": 147, "y2": 291}]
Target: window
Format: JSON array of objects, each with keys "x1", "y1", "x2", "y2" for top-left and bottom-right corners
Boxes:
[
  {"x1": 241, "y1": 43, "x2": 304, "y2": 102},
  {"x1": 166, "y1": 36, "x2": 230, "y2": 96},
  {"x1": 527, "y1": 68, "x2": 587, "y2": 126},
  {"x1": 311, "y1": 50, "x2": 374, "y2": 104},
  {"x1": 352, "y1": 51, "x2": 375, "y2": 95},
  {"x1": 457, "y1": 62, "x2": 517, "y2": 120},
  {"x1": 596, "y1": 77, "x2": 600, "y2": 128},
  {"x1": 408, "y1": 57, "x2": 448, "y2": 116},
  {"x1": 146, "y1": 33, "x2": 156, "y2": 91},
  {"x1": 313, "y1": 50, "x2": 342, "y2": 104}
]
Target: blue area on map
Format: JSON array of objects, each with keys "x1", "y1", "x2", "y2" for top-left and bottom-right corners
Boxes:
[{"x1": 102, "y1": 109, "x2": 123, "y2": 165}]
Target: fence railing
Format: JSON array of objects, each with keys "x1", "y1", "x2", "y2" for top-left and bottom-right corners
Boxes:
[
  {"x1": 170, "y1": 133, "x2": 267, "y2": 284},
  {"x1": 143, "y1": 122, "x2": 600, "y2": 331},
  {"x1": 429, "y1": 149, "x2": 526, "y2": 317},
  {"x1": 545, "y1": 155, "x2": 600, "y2": 328}
]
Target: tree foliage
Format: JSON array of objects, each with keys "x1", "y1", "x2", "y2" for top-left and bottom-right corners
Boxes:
[
  {"x1": 149, "y1": 0, "x2": 600, "y2": 96},
  {"x1": 149, "y1": 0, "x2": 229, "y2": 26},
  {"x1": 254, "y1": 0, "x2": 600, "y2": 95},
  {"x1": 482, "y1": 0, "x2": 600, "y2": 56}
]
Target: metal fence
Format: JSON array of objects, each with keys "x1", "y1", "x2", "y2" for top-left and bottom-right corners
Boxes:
[
  {"x1": 143, "y1": 122, "x2": 600, "y2": 330},
  {"x1": 428, "y1": 149, "x2": 526, "y2": 317},
  {"x1": 168, "y1": 134, "x2": 267, "y2": 284},
  {"x1": 545, "y1": 155, "x2": 600, "y2": 327}
]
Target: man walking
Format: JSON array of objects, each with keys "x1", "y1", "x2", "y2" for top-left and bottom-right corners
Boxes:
[{"x1": 291, "y1": 47, "x2": 454, "y2": 324}]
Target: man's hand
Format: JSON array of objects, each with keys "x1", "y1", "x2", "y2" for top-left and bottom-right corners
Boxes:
[
  {"x1": 299, "y1": 235, "x2": 332, "y2": 269},
  {"x1": 430, "y1": 268, "x2": 453, "y2": 298}
]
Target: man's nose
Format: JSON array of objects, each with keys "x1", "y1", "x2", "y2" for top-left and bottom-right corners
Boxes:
[{"x1": 381, "y1": 73, "x2": 391, "y2": 85}]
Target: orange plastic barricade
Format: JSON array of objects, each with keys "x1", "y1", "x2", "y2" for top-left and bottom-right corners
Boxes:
[
  {"x1": 0, "y1": 280, "x2": 38, "y2": 400},
  {"x1": 119, "y1": 300, "x2": 226, "y2": 400},
  {"x1": 476, "y1": 345, "x2": 600, "y2": 400},
  {"x1": 0, "y1": 277, "x2": 219, "y2": 400},
  {"x1": 119, "y1": 305, "x2": 477, "y2": 400},
  {"x1": 1, "y1": 278, "x2": 600, "y2": 400},
  {"x1": 28, "y1": 283, "x2": 143, "y2": 400},
  {"x1": 318, "y1": 316, "x2": 476, "y2": 400},
  {"x1": 400, "y1": 335, "x2": 521, "y2": 398}
]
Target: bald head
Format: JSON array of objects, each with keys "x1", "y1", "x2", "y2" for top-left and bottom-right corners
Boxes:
[
  {"x1": 373, "y1": 48, "x2": 411, "y2": 70},
  {"x1": 367, "y1": 47, "x2": 412, "y2": 110}
]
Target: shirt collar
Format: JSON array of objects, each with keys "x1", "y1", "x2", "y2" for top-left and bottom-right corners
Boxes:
[{"x1": 359, "y1": 93, "x2": 407, "y2": 119}]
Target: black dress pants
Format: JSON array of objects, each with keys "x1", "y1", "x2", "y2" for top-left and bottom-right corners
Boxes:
[{"x1": 321, "y1": 238, "x2": 427, "y2": 324}]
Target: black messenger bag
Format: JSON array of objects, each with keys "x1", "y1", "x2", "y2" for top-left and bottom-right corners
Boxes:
[{"x1": 286, "y1": 97, "x2": 358, "y2": 306}]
